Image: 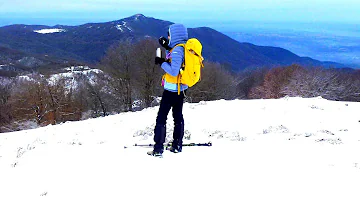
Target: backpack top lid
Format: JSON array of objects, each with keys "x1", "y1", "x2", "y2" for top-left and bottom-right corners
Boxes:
[{"x1": 186, "y1": 38, "x2": 203, "y2": 57}]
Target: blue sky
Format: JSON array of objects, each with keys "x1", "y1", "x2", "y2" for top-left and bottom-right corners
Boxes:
[{"x1": 0, "y1": 0, "x2": 359, "y2": 27}]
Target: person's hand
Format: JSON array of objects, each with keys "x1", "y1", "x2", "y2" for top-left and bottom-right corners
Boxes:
[
  {"x1": 159, "y1": 36, "x2": 168, "y2": 46},
  {"x1": 155, "y1": 57, "x2": 166, "y2": 65},
  {"x1": 159, "y1": 36, "x2": 171, "y2": 50}
]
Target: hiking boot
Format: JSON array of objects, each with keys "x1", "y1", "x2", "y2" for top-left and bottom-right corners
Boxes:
[
  {"x1": 147, "y1": 150, "x2": 163, "y2": 157},
  {"x1": 153, "y1": 125, "x2": 166, "y2": 153},
  {"x1": 168, "y1": 145, "x2": 182, "y2": 153},
  {"x1": 171, "y1": 123, "x2": 184, "y2": 153}
]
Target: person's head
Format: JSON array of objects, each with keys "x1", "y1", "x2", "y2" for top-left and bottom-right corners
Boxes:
[{"x1": 168, "y1": 24, "x2": 188, "y2": 48}]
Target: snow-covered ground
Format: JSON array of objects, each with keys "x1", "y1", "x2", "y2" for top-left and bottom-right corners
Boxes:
[
  {"x1": 34, "y1": 28, "x2": 66, "y2": 34},
  {"x1": 15, "y1": 66, "x2": 101, "y2": 89},
  {"x1": 0, "y1": 97, "x2": 359, "y2": 202},
  {"x1": 48, "y1": 68, "x2": 101, "y2": 83}
]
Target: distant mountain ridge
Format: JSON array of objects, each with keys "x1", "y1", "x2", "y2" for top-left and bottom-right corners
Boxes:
[
  {"x1": 0, "y1": 14, "x2": 345, "y2": 72},
  {"x1": 0, "y1": 46, "x2": 76, "y2": 76}
]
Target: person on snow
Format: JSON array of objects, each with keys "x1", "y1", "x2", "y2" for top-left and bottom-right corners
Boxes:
[{"x1": 147, "y1": 23, "x2": 188, "y2": 157}]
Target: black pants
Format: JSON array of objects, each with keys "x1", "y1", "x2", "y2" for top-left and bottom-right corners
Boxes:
[{"x1": 154, "y1": 90, "x2": 185, "y2": 152}]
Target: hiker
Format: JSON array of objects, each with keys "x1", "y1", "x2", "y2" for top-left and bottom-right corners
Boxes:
[{"x1": 148, "y1": 23, "x2": 189, "y2": 157}]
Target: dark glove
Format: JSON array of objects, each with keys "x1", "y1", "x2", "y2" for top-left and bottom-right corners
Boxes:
[
  {"x1": 159, "y1": 36, "x2": 171, "y2": 50},
  {"x1": 155, "y1": 57, "x2": 166, "y2": 65}
]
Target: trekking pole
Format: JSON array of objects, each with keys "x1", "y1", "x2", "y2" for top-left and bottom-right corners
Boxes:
[{"x1": 133, "y1": 142, "x2": 212, "y2": 147}]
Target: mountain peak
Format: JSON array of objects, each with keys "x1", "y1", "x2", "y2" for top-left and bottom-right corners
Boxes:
[{"x1": 131, "y1": 14, "x2": 146, "y2": 20}]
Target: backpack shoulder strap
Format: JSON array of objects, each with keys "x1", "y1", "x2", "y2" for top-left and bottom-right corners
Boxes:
[
  {"x1": 170, "y1": 44, "x2": 185, "y2": 52},
  {"x1": 169, "y1": 44, "x2": 186, "y2": 95},
  {"x1": 170, "y1": 44, "x2": 186, "y2": 68}
]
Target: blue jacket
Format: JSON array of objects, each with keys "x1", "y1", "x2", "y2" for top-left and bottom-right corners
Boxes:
[{"x1": 161, "y1": 24, "x2": 189, "y2": 92}]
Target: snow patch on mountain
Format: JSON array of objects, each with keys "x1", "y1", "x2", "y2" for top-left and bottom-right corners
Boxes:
[
  {"x1": 15, "y1": 66, "x2": 102, "y2": 89},
  {"x1": 49, "y1": 69, "x2": 101, "y2": 82},
  {"x1": 133, "y1": 14, "x2": 145, "y2": 21},
  {"x1": 49, "y1": 66, "x2": 102, "y2": 88},
  {"x1": 115, "y1": 21, "x2": 133, "y2": 32},
  {"x1": 64, "y1": 66, "x2": 91, "y2": 72},
  {"x1": 115, "y1": 25, "x2": 124, "y2": 32},
  {"x1": 18, "y1": 75, "x2": 37, "y2": 81},
  {"x1": 16, "y1": 57, "x2": 45, "y2": 68},
  {"x1": 34, "y1": 28, "x2": 66, "y2": 34}
]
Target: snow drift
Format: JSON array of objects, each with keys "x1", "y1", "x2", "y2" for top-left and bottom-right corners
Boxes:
[{"x1": 0, "y1": 97, "x2": 359, "y2": 202}]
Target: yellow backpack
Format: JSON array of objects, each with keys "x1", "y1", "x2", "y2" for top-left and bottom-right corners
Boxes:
[{"x1": 164, "y1": 38, "x2": 204, "y2": 94}]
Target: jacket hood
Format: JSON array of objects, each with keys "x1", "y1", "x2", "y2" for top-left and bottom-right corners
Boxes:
[{"x1": 168, "y1": 24, "x2": 188, "y2": 48}]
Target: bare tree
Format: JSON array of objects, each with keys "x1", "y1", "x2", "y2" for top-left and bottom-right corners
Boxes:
[
  {"x1": 249, "y1": 65, "x2": 301, "y2": 99},
  {"x1": 187, "y1": 62, "x2": 237, "y2": 102},
  {"x1": 45, "y1": 75, "x2": 83, "y2": 123},
  {"x1": 71, "y1": 74, "x2": 93, "y2": 119},
  {"x1": 8, "y1": 74, "x2": 79, "y2": 127},
  {"x1": 282, "y1": 67, "x2": 360, "y2": 101},
  {"x1": 44, "y1": 76, "x2": 66, "y2": 124},
  {"x1": 85, "y1": 75, "x2": 108, "y2": 117},
  {"x1": 0, "y1": 79, "x2": 13, "y2": 132},
  {"x1": 8, "y1": 74, "x2": 51, "y2": 126},
  {"x1": 132, "y1": 39, "x2": 163, "y2": 108},
  {"x1": 100, "y1": 40, "x2": 135, "y2": 112},
  {"x1": 235, "y1": 67, "x2": 268, "y2": 99}
]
